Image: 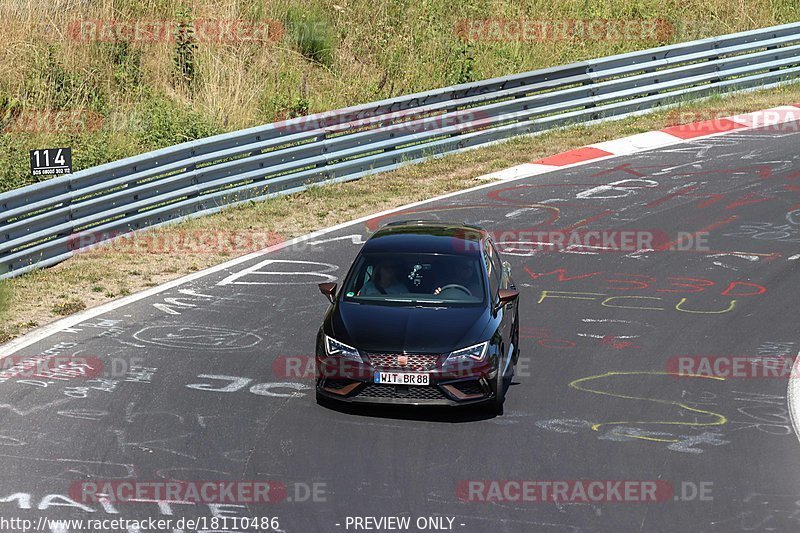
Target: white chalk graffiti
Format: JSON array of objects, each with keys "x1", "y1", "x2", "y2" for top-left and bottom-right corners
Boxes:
[
  {"x1": 723, "y1": 222, "x2": 800, "y2": 243},
  {"x1": 576, "y1": 179, "x2": 659, "y2": 200},
  {"x1": 133, "y1": 325, "x2": 263, "y2": 351},
  {"x1": 61, "y1": 318, "x2": 124, "y2": 336},
  {"x1": 787, "y1": 209, "x2": 800, "y2": 226},
  {"x1": 306, "y1": 234, "x2": 365, "y2": 246},
  {"x1": 534, "y1": 418, "x2": 730, "y2": 454},
  {"x1": 153, "y1": 288, "x2": 215, "y2": 315},
  {"x1": 218, "y1": 260, "x2": 338, "y2": 286},
  {"x1": 186, "y1": 374, "x2": 310, "y2": 398}
]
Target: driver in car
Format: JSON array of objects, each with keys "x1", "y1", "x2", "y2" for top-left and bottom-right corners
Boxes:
[
  {"x1": 433, "y1": 260, "x2": 481, "y2": 297},
  {"x1": 360, "y1": 261, "x2": 406, "y2": 295}
]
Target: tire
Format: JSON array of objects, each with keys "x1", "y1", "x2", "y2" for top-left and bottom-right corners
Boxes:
[
  {"x1": 487, "y1": 375, "x2": 505, "y2": 416},
  {"x1": 315, "y1": 380, "x2": 328, "y2": 405},
  {"x1": 511, "y1": 319, "x2": 520, "y2": 364},
  {"x1": 512, "y1": 346, "x2": 519, "y2": 364},
  {"x1": 487, "y1": 349, "x2": 508, "y2": 416}
]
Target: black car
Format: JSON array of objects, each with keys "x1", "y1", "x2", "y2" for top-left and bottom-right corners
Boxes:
[{"x1": 315, "y1": 220, "x2": 520, "y2": 414}]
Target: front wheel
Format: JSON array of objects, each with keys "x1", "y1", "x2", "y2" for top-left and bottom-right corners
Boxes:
[
  {"x1": 512, "y1": 316, "x2": 520, "y2": 364},
  {"x1": 315, "y1": 380, "x2": 328, "y2": 405},
  {"x1": 486, "y1": 372, "x2": 506, "y2": 416},
  {"x1": 487, "y1": 350, "x2": 509, "y2": 416}
]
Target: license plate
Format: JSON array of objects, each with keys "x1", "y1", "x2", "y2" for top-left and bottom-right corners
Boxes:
[{"x1": 374, "y1": 371, "x2": 430, "y2": 386}]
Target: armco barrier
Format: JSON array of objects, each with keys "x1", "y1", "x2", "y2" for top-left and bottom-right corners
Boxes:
[{"x1": 2, "y1": 22, "x2": 800, "y2": 278}]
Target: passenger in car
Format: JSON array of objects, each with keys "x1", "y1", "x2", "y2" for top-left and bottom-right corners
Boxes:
[{"x1": 360, "y1": 261, "x2": 407, "y2": 295}]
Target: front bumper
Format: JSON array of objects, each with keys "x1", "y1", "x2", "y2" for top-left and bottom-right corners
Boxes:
[{"x1": 315, "y1": 353, "x2": 497, "y2": 406}]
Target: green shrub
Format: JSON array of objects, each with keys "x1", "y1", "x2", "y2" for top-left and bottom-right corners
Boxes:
[
  {"x1": 262, "y1": 93, "x2": 311, "y2": 121},
  {"x1": 450, "y1": 43, "x2": 476, "y2": 85},
  {"x1": 105, "y1": 42, "x2": 143, "y2": 90},
  {"x1": 0, "y1": 94, "x2": 22, "y2": 130},
  {"x1": 26, "y1": 46, "x2": 107, "y2": 112},
  {"x1": 132, "y1": 92, "x2": 220, "y2": 149},
  {"x1": 173, "y1": 4, "x2": 198, "y2": 89},
  {"x1": 285, "y1": 7, "x2": 336, "y2": 66}
]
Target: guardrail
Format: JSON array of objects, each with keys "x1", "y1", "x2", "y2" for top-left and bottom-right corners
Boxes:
[{"x1": 2, "y1": 22, "x2": 800, "y2": 279}]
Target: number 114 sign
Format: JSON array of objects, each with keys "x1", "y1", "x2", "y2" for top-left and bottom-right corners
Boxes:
[{"x1": 29, "y1": 147, "x2": 72, "y2": 177}]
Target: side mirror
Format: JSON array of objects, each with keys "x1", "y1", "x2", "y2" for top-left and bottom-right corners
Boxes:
[
  {"x1": 318, "y1": 282, "x2": 337, "y2": 303},
  {"x1": 494, "y1": 288, "x2": 519, "y2": 313}
]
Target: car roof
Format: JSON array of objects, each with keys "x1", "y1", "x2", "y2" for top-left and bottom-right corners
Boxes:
[{"x1": 362, "y1": 221, "x2": 488, "y2": 255}]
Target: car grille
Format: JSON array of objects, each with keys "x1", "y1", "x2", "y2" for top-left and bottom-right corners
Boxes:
[
  {"x1": 357, "y1": 383, "x2": 448, "y2": 401},
  {"x1": 366, "y1": 352, "x2": 440, "y2": 372}
]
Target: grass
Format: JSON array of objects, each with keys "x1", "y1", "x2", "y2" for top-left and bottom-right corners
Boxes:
[
  {"x1": 51, "y1": 299, "x2": 87, "y2": 316},
  {"x1": 0, "y1": 0, "x2": 798, "y2": 192},
  {"x1": 1, "y1": 81, "x2": 799, "y2": 344},
  {"x1": 0, "y1": 281, "x2": 9, "y2": 322},
  {"x1": 284, "y1": 5, "x2": 337, "y2": 66}
]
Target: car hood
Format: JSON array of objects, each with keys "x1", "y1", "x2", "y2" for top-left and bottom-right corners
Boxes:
[{"x1": 329, "y1": 301, "x2": 491, "y2": 354}]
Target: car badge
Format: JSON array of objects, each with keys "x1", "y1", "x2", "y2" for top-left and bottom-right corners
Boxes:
[{"x1": 397, "y1": 354, "x2": 409, "y2": 366}]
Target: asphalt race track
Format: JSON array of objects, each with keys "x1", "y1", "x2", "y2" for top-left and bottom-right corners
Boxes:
[{"x1": 2, "y1": 122, "x2": 800, "y2": 532}]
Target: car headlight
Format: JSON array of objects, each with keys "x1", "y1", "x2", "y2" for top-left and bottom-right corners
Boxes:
[
  {"x1": 324, "y1": 335, "x2": 362, "y2": 361},
  {"x1": 447, "y1": 341, "x2": 488, "y2": 363}
]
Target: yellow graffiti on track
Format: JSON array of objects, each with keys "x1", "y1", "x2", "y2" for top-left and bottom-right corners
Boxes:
[{"x1": 568, "y1": 371, "x2": 727, "y2": 443}]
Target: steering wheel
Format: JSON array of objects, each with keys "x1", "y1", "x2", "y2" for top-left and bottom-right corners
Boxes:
[{"x1": 437, "y1": 284, "x2": 472, "y2": 296}]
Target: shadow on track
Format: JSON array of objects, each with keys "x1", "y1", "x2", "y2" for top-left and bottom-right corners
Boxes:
[{"x1": 314, "y1": 381, "x2": 523, "y2": 423}]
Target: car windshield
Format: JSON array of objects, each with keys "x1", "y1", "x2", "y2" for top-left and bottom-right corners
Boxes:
[{"x1": 342, "y1": 252, "x2": 486, "y2": 305}]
